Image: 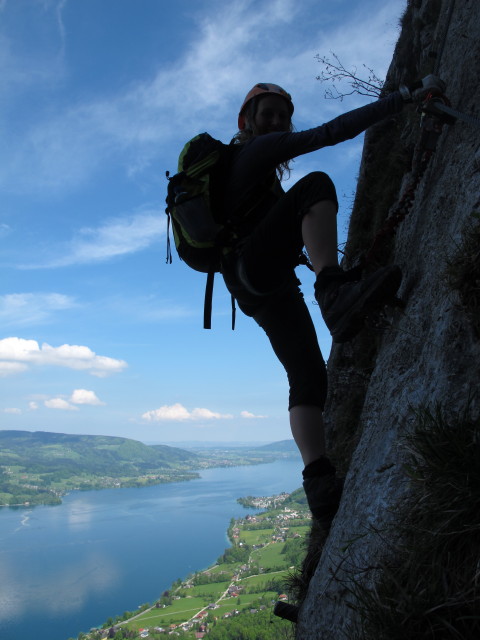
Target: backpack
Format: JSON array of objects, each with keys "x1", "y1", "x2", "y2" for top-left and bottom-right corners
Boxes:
[{"x1": 165, "y1": 133, "x2": 237, "y2": 330}]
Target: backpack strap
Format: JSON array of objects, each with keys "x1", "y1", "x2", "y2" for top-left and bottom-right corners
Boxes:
[
  {"x1": 165, "y1": 211, "x2": 173, "y2": 264},
  {"x1": 203, "y1": 268, "x2": 237, "y2": 330},
  {"x1": 203, "y1": 269, "x2": 215, "y2": 330},
  {"x1": 231, "y1": 294, "x2": 236, "y2": 331}
]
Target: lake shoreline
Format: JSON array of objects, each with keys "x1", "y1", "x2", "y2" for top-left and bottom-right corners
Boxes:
[{"x1": 0, "y1": 459, "x2": 303, "y2": 640}]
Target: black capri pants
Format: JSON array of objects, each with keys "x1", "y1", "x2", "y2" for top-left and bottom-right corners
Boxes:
[{"x1": 221, "y1": 171, "x2": 338, "y2": 410}]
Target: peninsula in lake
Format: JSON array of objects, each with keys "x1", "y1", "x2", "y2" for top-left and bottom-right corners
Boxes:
[{"x1": 0, "y1": 430, "x2": 299, "y2": 506}]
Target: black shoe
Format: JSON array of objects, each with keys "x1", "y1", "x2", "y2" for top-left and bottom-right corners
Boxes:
[
  {"x1": 303, "y1": 474, "x2": 344, "y2": 534},
  {"x1": 315, "y1": 265, "x2": 402, "y2": 343},
  {"x1": 273, "y1": 601, "x2": 299, "y2": 623}
]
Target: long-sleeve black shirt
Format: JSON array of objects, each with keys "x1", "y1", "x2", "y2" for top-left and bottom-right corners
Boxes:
[{"x1": 223, "y1": 91, "x2": 404, "y2": 232}]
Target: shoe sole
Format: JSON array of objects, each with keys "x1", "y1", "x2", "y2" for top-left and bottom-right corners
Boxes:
[
  {"x1": 331, "y1": 266, "x2": 402, "y2": 343},
  {"x1": 273, "y1": 601, "x2": 299, "y2": 623}
]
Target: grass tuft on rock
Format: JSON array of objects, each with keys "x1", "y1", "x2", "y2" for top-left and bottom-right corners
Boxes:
[
  {"x1": 283, "y1": 519, "x2": 327, "y2": 606},
  {"x1": 348, "y1": 402, "x2": 480, "y2": 640}
]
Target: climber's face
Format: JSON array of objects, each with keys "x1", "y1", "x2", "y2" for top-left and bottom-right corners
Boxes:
[{"x1": 252, "y1": 94, "x2": 291, "y2": 136}]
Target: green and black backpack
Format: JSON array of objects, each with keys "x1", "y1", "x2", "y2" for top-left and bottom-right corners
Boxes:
[{"x1": 165, "y1": 132, "x2": 237, "y2": 329}]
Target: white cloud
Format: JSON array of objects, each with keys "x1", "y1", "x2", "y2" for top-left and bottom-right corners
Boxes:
[
  {"x1": 0, "y1": 0, "x2": 403, "y2": 194},
  {"x1": 241, "y1": 411, "x2": 267, "y2": 419},
  {"x1": 98, "y1": 294, "x2": 193, "y2": 323},
  {"x1": 28, "y1": 390, "x2": 104, "y2": 411},
  {"x1": 0, "y1": 361, "x2": 28, "y2": 377},
  {"x1": 0, "y1": 223, "x2": 11, "y2": 237},
  {"x1": 0, "y1": 293, "x2": 78, "y2": 327},
  {"x1": 190, "y1": 407, "x2": 233, "y2": 420},
  {"x1": 142, "y1": 402, "x2": 233, "y2": 422},
  {"x1": 4, "y1": 407, "x2": 21, "y2": 414},
  {"x1": 0, "y1": 337, "x2": 127, "y2": 377},
  {"x1": 45, "y1": 398, "x2": 78, "y2": 411},
  {"x1": 70, "y1": 389, "x2": 105, "y2": 406},
  {"x1": 39, "y1": 210, "x2": 165, "y2": 268}
]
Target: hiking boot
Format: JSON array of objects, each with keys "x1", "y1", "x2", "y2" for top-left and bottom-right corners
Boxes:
[
  {"x1": 315, "y1": 265, "x2": 402, "y2": 343},
  {"x1": 273, "y1": 600, "x2": 299, "y2": 623},
  {"x1": 303, "y1": 474, "x2": 344, "y2": 534}
]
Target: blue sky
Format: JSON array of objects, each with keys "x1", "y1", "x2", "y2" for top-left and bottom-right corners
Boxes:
[{"x1": 1, "y1": 0, "x2": 405, "y2": 444}]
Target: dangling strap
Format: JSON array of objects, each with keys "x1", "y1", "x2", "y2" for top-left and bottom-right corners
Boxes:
[
  {"x1": 203, "y1": 273, "x2": 236, "y2": 331},
  {"x1": 166, "y1": 213, "x2": 173, "y2": 264},
  {"x1": 231, "y1": 295, "x2": 236, "y2": 331},
  {"x1": 204, "y1": 269, "x2": 215, "y2": 329}
]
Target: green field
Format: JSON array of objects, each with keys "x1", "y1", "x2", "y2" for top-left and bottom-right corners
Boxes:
[
  {"x1": 207, "y1": 563, "x2": 237, "y2": 577},
  {"x1": 241, "y1": 570, "x2": 289, "y2": 590},
  {"x1": 125, "y1": 597, "x2": 210, "y2": 629},
  {"x1": 123, "y1": 591, "x2": 281, "y2": 634},
  {"x1": 238, "y1": 528, "x2": 273, "y2": 544},
  {"x1": 110, "y1": 505, "x2": 310, "y2": 639},
  {"x1": 186, "y1": 580, "x2": 231, "y2": 598}
]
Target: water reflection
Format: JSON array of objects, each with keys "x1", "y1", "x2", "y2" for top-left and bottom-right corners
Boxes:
[
  {"x1": 0, "y1": 459, "x2": 301, "y2": 640},
  {"x1": 0, "y1": 551, "x2": 119, "y2": 621},
  {"x1": 67, "y1": 498, "x2": 95, "y2": 530}
]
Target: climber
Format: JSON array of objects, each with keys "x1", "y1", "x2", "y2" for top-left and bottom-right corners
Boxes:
[{"x1": 220, "y1": 76, "x2": 446, "y2": 533}]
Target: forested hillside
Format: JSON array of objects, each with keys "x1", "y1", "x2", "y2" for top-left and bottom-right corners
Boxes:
[
  {"x1": 0, "y1": 431, "x2": 301, "y2": 507},
  {"x1": 0, "y1": 430, "x2": 199, "y2": 473},
  {"x1": 0, "y1": 430, "x2": 202, "y2": 506}
]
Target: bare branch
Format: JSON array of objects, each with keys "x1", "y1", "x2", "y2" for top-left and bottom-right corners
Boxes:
[{"x1": 315, "y1": 51, "x2": 384, "y2": 101}]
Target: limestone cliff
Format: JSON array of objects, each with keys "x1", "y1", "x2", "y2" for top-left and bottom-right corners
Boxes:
[{"x1": 297, "y1": 0, "x2": 480, "y2": 637}]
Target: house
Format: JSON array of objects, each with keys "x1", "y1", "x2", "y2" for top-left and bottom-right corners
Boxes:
[{"x1": 195, "y1": 611, "x2": 208, "y2": 619}]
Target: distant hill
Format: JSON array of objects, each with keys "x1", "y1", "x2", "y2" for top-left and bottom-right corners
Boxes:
[
  {"x1": 257, "y1": 439, "x2": 298, "y2": 453},
  {"x1": 0, "y1": 430, "x2": 201, "y2": 480},
  {"x1": 0, "y1": 431, "x2": 300, "y2": 507},
  {"x1": 284, "y1": 486, "x2": 308, "y2": 507}
]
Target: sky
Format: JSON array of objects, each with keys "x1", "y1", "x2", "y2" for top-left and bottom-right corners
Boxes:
[{"x1": 0, "y1": 0, "x2": 406, "y2": 445}]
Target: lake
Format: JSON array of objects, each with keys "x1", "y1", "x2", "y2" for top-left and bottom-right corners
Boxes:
[{"x1": 0, "y1": 458, "x2": 302, "y2": 640}]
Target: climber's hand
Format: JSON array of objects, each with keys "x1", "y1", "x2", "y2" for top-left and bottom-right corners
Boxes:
[{"x1": 399, "y1": 74, "x2": 447, "y2": 102}]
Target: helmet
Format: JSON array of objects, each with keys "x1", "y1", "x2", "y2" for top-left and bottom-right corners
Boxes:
[{"x1": 238, "y1": 83, "x2": 294, "y2": 130}]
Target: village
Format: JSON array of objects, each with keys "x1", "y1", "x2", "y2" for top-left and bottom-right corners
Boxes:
[{"x1": 86, "y1": 492, "x2": 311, "y2": 640}]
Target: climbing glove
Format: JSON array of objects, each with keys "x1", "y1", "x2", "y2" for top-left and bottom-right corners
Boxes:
[{"x1": 399, "y1": 74, "x2": 446, "y2": 102}]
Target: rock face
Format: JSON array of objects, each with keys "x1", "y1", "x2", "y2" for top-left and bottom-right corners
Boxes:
[{"x1": 297, "y1": 1, "x2": 480, "y2": 638}]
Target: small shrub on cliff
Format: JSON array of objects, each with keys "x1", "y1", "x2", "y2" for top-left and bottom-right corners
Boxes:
[
  {"x1": 283, "y1": 518, "x2": 327, "y2": 605},
  {"x1": 349, "y1": 402, "x2": 480, "y2": 640}
]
